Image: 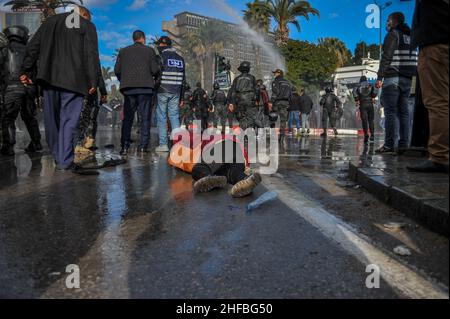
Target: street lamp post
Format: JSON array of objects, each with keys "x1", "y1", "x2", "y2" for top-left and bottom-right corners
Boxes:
[{"x1": 375, "y1": 0, "x2": 392, "y2": 60}]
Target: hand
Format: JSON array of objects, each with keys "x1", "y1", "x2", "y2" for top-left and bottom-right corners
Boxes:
[
  {"x1": 228, "y1": 104, "x2": 234, "y2": 112},
  {"x1": 20, "y1": 75, "x2": 32, "y2": 85},
  {"x1": 375, "y1": 80, "x2": 383, "y2": 89},
  {"x1": 268, "y1": 103, "x2": 273, "y2": 111},
  {"x1": 100, "y1": 95, "x2": 108, "y2": 104},
  {"x1": 88, "y1": 87, "x2": 97, "y2": 95},
  {"x1": 179, "y1": 100, "x2": 185, "y2": 108}
]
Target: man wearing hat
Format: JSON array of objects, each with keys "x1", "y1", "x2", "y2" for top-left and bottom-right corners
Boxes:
[
  {"x1": 270, "y1": 69, "x2": 293, "y2": 141},
  {"x1": 227, "y1": 61, "x2": 259, "y2": 131},
  {"x1": 155, "y1": 36, "x2": 185, "y2": 153}
]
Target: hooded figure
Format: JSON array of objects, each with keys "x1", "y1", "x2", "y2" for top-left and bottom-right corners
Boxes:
[
  {"x1": 1, "y1": 26, "x2": 42, "y2": 156},
  {"x1": 353, "y1": 76, "x2": 378, "y2": 144}
]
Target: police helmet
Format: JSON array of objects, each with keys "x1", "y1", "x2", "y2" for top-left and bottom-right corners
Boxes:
[
  {"x1": 156, "y1": 36, "x2": 172, "y2": 47},
  {"x1": 325, "y1": 86, "x2": 333, "y2": 94},
  {"x1": 3, "y1": 26, "x2": 29, "y2": 44},
  {"x1": 237, "y1": 61, "x2": 251, "y2": 73}
]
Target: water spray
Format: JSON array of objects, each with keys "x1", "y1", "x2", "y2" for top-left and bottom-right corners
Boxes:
[{"x1": 210, "y1": 0, "x2": 286, "y2": 72}]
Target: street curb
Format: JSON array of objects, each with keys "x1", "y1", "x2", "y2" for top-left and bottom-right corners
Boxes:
[{"x1": 349, "y1": 162, "x2": 449, "y2": 237}]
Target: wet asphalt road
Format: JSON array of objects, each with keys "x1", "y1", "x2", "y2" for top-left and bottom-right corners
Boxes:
[{"x1": 0, "y1": 128, "x2": 448, "y2": 299}]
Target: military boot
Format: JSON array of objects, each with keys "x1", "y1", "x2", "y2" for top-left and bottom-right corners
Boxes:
[
  {"x1": 193, "y1": 175, "x2": 228, "y2": 193},
  {"x1": 230, "y1": 173, "x2": 262, "y2": 198}
]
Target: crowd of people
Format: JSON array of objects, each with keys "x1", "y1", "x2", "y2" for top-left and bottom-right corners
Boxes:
[{"x1": 0, "y1": 2, "x2": 447, "y2": 184}]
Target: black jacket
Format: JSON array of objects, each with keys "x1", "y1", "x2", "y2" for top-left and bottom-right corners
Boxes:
[
  {"x1": 320, "y1": 93, "x2": 341, "y2": 110},
  {"x1": 114, "y1": 43, "x2": 160, "y2": 92},
  {"x1": 271, "y1": 76, "x2": 293, "y2": 103},
  {"x1": 377, "y1": 24, "x2": 416, "y2": 80},
  {"x1": 412, "y1": 0, "x2": 449, "y2": 49},
  {"x1": 288, "y1": 93, "x2": 301, "y2": 111},
  {"x1": 21, "y1": 13, "x2": 100, "y2": 96},
  {"x1": 299, "y1": 94, "x2": 313, "y2": 114}
]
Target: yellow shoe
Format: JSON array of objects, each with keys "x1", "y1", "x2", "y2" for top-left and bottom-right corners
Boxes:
[{"x1": 84, "y1": 137, "x2": 95, "y2": 149}]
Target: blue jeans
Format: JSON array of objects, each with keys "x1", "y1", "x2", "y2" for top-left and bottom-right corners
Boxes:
[
  {"x1": 381, "y1": 77, "x2": 412, "y2": 149},
  {"x1": 157, "y1": 93, "x2": 180, "y2": 146},
  {"x1": 301, "y1": 113, "x2": 310, "y2": 130},
  {"x1": 121, "y1": 94, "x2": 152, "y2": 149},
  {"x1": 288, "y1": 111, "x2": 301, "y2": 131}
]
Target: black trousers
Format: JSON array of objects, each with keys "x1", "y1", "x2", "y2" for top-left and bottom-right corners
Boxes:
[
  {"x1": 1, "y1": 89, "x2": 41, "y2": 146},
  {"x1": 192, "y1": 162, "x2": 247, "y2": 185},
  {"x1": 121, "y1": 94, "x2": 152, "y2": 149},
  {"x1": 322, "y1": 108, "x2": 336, "y2": 130},
  {"x1": 360, "y1": 105, "x2": 375, "y2": 137}
]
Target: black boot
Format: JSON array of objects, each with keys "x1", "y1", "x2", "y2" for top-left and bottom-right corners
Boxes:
[{"x1": 25, "y1": 141, "x2": 43, "y2": 153}]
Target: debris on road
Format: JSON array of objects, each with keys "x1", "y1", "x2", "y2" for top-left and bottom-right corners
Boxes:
[
  {"x1": 383, "y1": 222, "x2": 407, "y2": 230},
  {"x1": 394, "y1": 245, "x2": 412, "y2": 256},
  {"x1": 246, "y1": 191, "x2": 278, "y2": 213}
]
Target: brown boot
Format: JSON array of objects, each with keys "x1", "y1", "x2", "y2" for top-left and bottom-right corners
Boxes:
[
  {"x1": 193, "y1": 176, "x2": 228, "y2": 193},
  {"x1": 230, "y1": 173, "x2": 262, "y2": 198}
]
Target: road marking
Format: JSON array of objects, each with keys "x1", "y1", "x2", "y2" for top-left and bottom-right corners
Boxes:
[{"x1": 263, "y1": 175, "x2": 449, "y2": 299}]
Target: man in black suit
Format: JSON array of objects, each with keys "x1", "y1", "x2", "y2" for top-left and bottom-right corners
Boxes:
[
  {"x1": 114, "y1": 30, "x2": 160, "y2": 155},
  {"x1": 21, "y1": 6, "x2": 101, "y2": 172}
]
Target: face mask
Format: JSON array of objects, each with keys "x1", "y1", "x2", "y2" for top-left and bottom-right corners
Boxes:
[{"x1": 157, "y1": 46, "x2": 165, "y2": 54}]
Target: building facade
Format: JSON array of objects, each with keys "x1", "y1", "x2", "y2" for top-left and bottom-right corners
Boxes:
[
  {"x1": 1, "y1": 9, "x2": 42, "y2": 35},
  {"x1": 163, "y1": 11, "x2": 278, "y2": 90}
]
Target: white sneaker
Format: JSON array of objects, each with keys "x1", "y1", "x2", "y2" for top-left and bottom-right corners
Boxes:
[{"x1": 155, "y1": 145, "x2": 169, "y2": 153}]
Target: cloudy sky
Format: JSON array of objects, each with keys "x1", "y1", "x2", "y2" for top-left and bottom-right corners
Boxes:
[{"x1": 1, "y1": 0, "x2": 416, "y2": 67}]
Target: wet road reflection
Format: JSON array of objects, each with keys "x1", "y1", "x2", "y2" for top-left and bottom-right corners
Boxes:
[{"x1": 0, "y1": 130, "x2": 439, "y2": 298}]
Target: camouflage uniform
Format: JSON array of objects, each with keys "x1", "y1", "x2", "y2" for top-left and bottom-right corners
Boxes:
[
  {"x1": 271, "y1": 75, "x2": 293, "y2": 136},
  {"x1": 210, "y1": 88, "x2": 228, "y2": 130},
  {"x1": 227, "y1": 62, "x2": 259, "y2": 131}
]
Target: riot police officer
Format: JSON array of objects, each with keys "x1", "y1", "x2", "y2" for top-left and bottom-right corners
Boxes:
[
  {"x1": 76, "y1": 69, "x2": 108, "y2": 155},
  {"x1": 227, "y1": 61, "x2": 259, "y2": 131},
  {"x1": 353, "y1": 76, "x2": 378, "y2": 144},
  {"x1": 320, "y1": 86, "x2": 342, "y2": 138},
  {"x1": 0, "y1": 31, "x2": 8, "y2": 150},
  {"x1": 1, "y1": 26, "x2": 42, "y2": 156},
  {"x1": 210, "y1": 82, "x2": 228, "y2": 133},
  {"x1": 180, "y1": 82, "x2": 193, "y2": 130},
  {"x1": 270, "y1": 69, "x2": 293, "y2": 140},
  {"x1": 191, "y1": 82, "x2": 209, "y2": 132}
]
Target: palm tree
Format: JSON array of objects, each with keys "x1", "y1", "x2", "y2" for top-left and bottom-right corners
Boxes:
[
  {"x1": 253, "y1": 0, "x2": 319, "y2": 46},
  {"x1": 4, "y1": 0, "x2": 84, "y2": 21},
  {"x1": 318, "y1": 37, "x2": 353, "y2": 68},
  {"x1": 181, "y1": 21, "x2": 233, "y2": 89},
  {"x1": 101, "y1": 66, "x2": 113, "y2": 81},
  {"x1": 243, "y1": 1, "x2": 271, "y2": 33}
]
